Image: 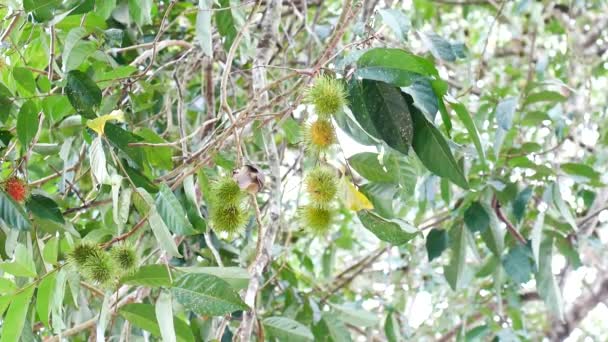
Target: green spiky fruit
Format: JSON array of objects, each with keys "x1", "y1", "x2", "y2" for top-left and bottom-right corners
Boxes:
[
  {"x1": 305, "y1": 167, "x2": 338, "y2": 205},
  {"x1": 110, "y1": 244, "x2": 138, "y2": 272},
  {"x1": 82, "y1": 250, "x2": 117, "y2": 287},
  {"x1": 303, "y1": 119, "x2": 336, "y2": 152},
  {"x1": 212, "y1": 177, "x2": 244, "y2": 206},
  {"x1": 300, "y1": 205, "x2": 333, "y2": 234},
  {"x1": 68, "y1": 242, "x2": 102, "y2": 267},
  {"x1": 211, "y1": 204, "x2": 246, "y2": 233},
  {"x1": 306, "y1": 75, "x2": 347, "y2": 118}
]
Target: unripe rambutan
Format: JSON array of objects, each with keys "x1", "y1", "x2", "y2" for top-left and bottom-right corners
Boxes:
[
  {"x1": 67, "y1": 242, "x2": 102, "y2": 267},
  {"x1": 306, "y1": 75, "x2": 347, "y2": 118},
  {"x1": 110, "y1": 244, "x2": 138, "y2": 273},
  {"x1": 82, "y1": 250, "x2": 117, "y2": 287},
  {"x1": 4, "y1": 177, "x2": 28, "y2": 202},
  {"x1": 299, "y1": 205, "x2": 333, "y2": 235},
  {"x1": 210, "y1": 204, "x2": 246, "y2": 234},
  {"x1": 305, "y1": 167, "x2": 338, "y2": 205},
  {"x1": 303, "y1": 119, "x2": 336, "y2": 152},
  {"x1": 211, "y1": 177, "x2": 244, "y2": 206}
]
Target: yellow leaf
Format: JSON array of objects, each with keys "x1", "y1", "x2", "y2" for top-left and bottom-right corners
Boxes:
[
  {"x1": 342, "y1": 179, "x2": 373, "y2": 211},
  {"x1": 86, "y1": 110, "x2": 125, "y2": 135}
]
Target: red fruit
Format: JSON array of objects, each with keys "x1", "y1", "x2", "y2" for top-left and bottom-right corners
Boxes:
[{"x1": 4, "y1": 177, "x2": 28, "y2": 202}]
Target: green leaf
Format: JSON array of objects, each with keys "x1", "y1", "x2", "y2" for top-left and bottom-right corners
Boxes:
[
  {"x1": 196, "y1": 0, "x2": 213, "y2": 56},
  {"x1": 65, "y1": 70, "x2": 102, "y2": 118},
  {"x1": 122, "y1": 265, "x2": 172, "y2": 287},
  {"x1": 444, "y1": 225, "x2": 473, "y2": 290},
  {"x1": 535, "y1": 236, "x2": 564, "y2": 320},
  {"x1": 551, "y1": 182, "x2": 577, "y2": 231},
  {"x1": 464, "y1": 202, "x2": 490, "y2": 233},
  {"x1": 401, "y1": 78, "x2": 439, "y2": 121},
  {"x1": 378, "y1": 9, "x2": 410, "y2": 41},
  {"x1": 262, "y1": 316, "x2": 314, "y2": 342},
  {"x1": 119, "y1": 303, "x2": 195, "y2": 342},
  {"x1": 42, "y1": 236, "x2": 59, "y2": 265},
  {"x1": 531, "y1": 211, "x2": 545, "y2": 269},
  {"x1": 426, "y1": 228, "x2": 448, "y2": 261},
  {"x1": 155, "y1": 184, "x2": 196, "y2": 236},
  {"x1": 358, "y1": 210, "x2": 418, "y2": 244},
  {"x1": 331, "y1": 304, "x2": 379, "y2": 328},
  {"x1": 348, "y1": 152, "x2": 417, "y2": 188},
  {"x1": 61, "y1": 28, "x2": 88, "y2": 72},
  {"x1": 17, "y1": 100, "x2": 39, "y2": 148},
  {"x1": 134, "y1": 128, "x2": 173, "y2": 170},
  {"x1": 420, "y1": 32, "x2": 467, "y2": 62},
  {"x1": 502, "y1": 245, "x2": 533, "y2": 284},
  {"x1": 104, "y1": 123, "x2": 145, "y2": 168},
  {"x1": 410, "y1": 102, "x2": 469, "y2": 189},
  {"x1": 480, "y1": 204, "x2": 505, "y2": 257},
  {"x1": 313, "y1": 313, "x2": 352, "y2": 342},
  {"x1": 26, "y1": 194, "x2": 65, "y2": 224},
  {"x1": 561, "y1": 162, "x2": 600, "y2": 181},
  {"x1": 0, "y1": 278, "x2": 17, "y2": 295},
  {"x1": 349, "y1": 80, "x2": 413, "y2": 155},
  {"x1": 156, "y1": 291, "x2": 176, "y2": 342},
  {"x1": 135, "y1": 189, "x2": 181, "y2": 257},
  {"x1": 449, "y1": 101, "x2": 486, "y2": 167},
  {"x1": 0, "y1": 285, "x2": 35, "y2": 342},
  {"x1": 0, "y1": 190, "x2": 32, "y2": 231},
  {"x1": 124, "y1": 164, "x2": 158, "y2": 193},
  {"x1": 356, "y1": 48, "x2": 439, "y2": 87},
  {"x1": 176, "y1": 267, "x2": 249, "y2": 290},
  {"x1": 512, "y1": 187, "x2": 533, "y2": 223},
  {"x1": 36, "y1": 272, "x2": 57, "y2": 328},
  {"x1": 384, "y1": 310, "x2": 402, "y2": 342},
  {"x1": 13, "y1": 67, "x2": 37, "y2": 96},
  {"x1": 493, "y1": 97, "x2": 517, "y2": 157},
  {"x1": 524, "y1": 90, "x2": 566, "y2": 106},
  {"x1": 216, "y1": 0, "x2": 236, "y2": 50},
  {"x1": 128, "y1": 0, "x2": 153, "y2": 26},
  {"x1": 171, "y1": 273, "x2": 248, "y2": 316}
]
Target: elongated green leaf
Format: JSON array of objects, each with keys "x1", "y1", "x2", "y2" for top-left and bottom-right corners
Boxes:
[
  {"x1": 348, "y1": 152, "x2": 417, "y2": 192},
  {"x1": 216, "y1": 0, "x2": 236, "y2": 50},
  {"x1": 524, "y1": 90, "x2": 566, "y2": 106},
  {"x1": 17, "y1": 100, "x2": 39, "y2": 148},
  {"x1": 349, "y1": 80, "x2": 413, "y2": 155},
  {"x1": 420, "y1": 32, "x2": 466, "y2": 62},
  {"x1": 0, "y1": 190, "x2": 32, "y2": 231},
  {"x1": 263, "y1": 316, "x2": 314, "y2": 342},
  {"x1": 0, "y1": 285, "x2": 35, "y2": 342},
  {"x1": 331, "y1": 304, "x2": 379, "y2": 327},
  {"x1": 65, "y1": 70, "x2": 101, "y2": 118},
  {"x1": 37, "y1": 272, "x2": 57, "y2": 328},
  {"x1": 171, "y1": 273, "x2": 248, "y2": 316},
  {"x1": 105, "y1": 123, "x2": 146, "y2": 168},
  {"x1": 502, "y1": 244, "x2": 533, "y2": 284},
  {"x1": 449, "y1": 101, "x2": 486, "y2": 167},
  {"x1": 535, "y1": 237, "x2": 564, "y2": 320},
  {"x1": 402, "y1": 78, "x2": 439, "y2": 121},
  {"x1": 176, "y1": 267, "x2": 249, "y2": 290},
  {"x1": 378, "y1": 9, "x2": 410, "y2": 41},
  {"x1": 155, "y1": 184, "x2": 196, "y2": 236},
  {"x1": 136, "y1": 189, "x2": 181, "y2": 257},
  {"x1": 531, "y1": 211, "x2": 545, "y2": 269},
  {"x1": 61, "y1": 28, "x2": 87, "y2": 72},
  {"x1": 196, "y1": 0, "x2": 213, "y2": 56},
  {"x1": 384, "y1": 310, "x2": 403, "y2": 342},
  {"x1": 26, "y1": 194, "x2": 64, "y2": 224},
  {"x1": 0, "y1": 278, "x2": 17, "y2": 294},
  {"x1": 551, "y1": 182, "x2": 577, "y2": 231},
  {"x1": 426, "y1": 228, "x2": 448, "y2": 261},
  {"x1": 120, "y1": 303, "x2": 195, "y2": 342},
  {"x1": 13, "y1": 67, "x2": 37, "y2": 96},
  {"x1": 358, "y1": 210, "x2": 418, "y2": 245},
  {"x1": 313, "y1": 313, "x2": 352, "y2": 342},
  {"x1": 128, "y1": 0, "x2": 152, "y2": 26},
  {"x1": 356, "y1": 48, "x2": 439, "y2": 87},
  {"x1": 122, "y1": 265, "x2": 172, "y2": 287},
  {"x1": 493, "y1": 97, "x2": 517, "y2": 157},
  {"x1": 42, "y1": 236, "x2": 59, "y2": 265},
  {"x1": 410, "y1": 103, "x2": 469, "y2": 189},
  {"x1": 444, "y1": 225, "x2": 473, "y2": 290},
  {"x1": 464, "y1": 202, "x2": 489, "y2": 233},
  {"x1": 156, "y1": 291, "x2": 176, "y2": 342},
  {"x1": 561, "y1": 162, "x2": 600, "y2": 181}
]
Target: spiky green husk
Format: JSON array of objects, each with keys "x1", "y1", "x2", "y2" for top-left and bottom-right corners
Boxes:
[
  {"x1": 82, "y1": 250, "x2": 117, "y2": 287},
  {"x1": 306, "y1": 75, "x2": 347, "y2": 118},
  {"x1": 305, "y1": 167, "x2": 338, "y2": 205},
  {"x1": 211, "y1": 177, "x2": 245, "y2": 206},
  {"x1": 68, "y1": 242, "x2": 102, "y2": 267},
  {"x1": 211, "y1": 204, "x2": 246, "y2": 234},
  {"x1": 303, "y1": 119, "x2": 336, "y2": 153},
  {"x1": 299, "y1": 205, "x2": 333, "y2": 235},
  {"x1": 110, "y1": 244, "x2": 138, "y2": 273}
]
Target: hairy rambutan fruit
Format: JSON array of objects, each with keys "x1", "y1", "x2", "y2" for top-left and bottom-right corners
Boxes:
[
  {"x1": 299, "y1": 205, "x2": 333, "y2": 234},
  {"x1": 67, "y1": 242, "x2": 102, "y2": 267},
  {"x1": 110, "y1": 244, "x2": 138, "y2": 273},
  {"x1": 4, "y1": 177, "x2": 28, "y2": 202},
  {"x1": 211, "y1": 204, "x2": 246, "y2": 234},
  {"x1": 82, "y1": 250, "x2": 117, "y2": 287},
  {"x1": 303, "y1": 119, "x2": 336, "y2": 152},
  {"x1": 211, "y1": 177, "x2": 244, "y2": 206},
  {"x1": 305, "y1": 167, "x2": 338, "y2": 205},
  {"x1": 306, "y1": 75, "x2": 347, "y2": 118}
]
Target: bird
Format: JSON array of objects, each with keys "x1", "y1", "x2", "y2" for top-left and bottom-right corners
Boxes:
[{"x1": 232, "y1": 164, "x2": 265, "y2": 194}]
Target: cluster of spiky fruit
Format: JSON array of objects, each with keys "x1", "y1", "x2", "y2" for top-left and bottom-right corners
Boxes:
[
  {"x1": 3, "y1": 176, "x2": 28, "y2": 202},
  {"x1": 300, "y1": 166, "x2": 338, "y2": 234},
  {"x1": 303, "y1": 76, "x2": 347, "y2": 153},
  {"x1": 68, "y1": 242, "x2": 137, "y2": 288},
  {"x1": 209, "y1": 177, "x2": 247, "y2": 234}
]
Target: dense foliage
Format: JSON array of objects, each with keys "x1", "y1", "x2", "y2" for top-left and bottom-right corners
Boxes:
[{"x1": 1, "y1": 0, "x2": 608, "y2": 341}]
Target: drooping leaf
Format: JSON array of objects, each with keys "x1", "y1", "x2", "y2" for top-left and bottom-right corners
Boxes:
[
  {"x1": 426, "y1": 228, "x2": 449, "y2": 261},
  {"x1": 384, "y1": 310, "x2": 403, "y2": 342},
  {"x1": 119, "y1": 303, "x2": 195, "y2": 342},
  {"x1": 262, "y1": 316, "x2": 314, "y2": 342},
  {"x1": 65, "y1": 70, "x2": 102, "y2": 119},
  {"x1": 36, "y1": 272, "x2": 57, "y2": 328},
  {"x1": 0, "y1": 190, "x2": 32, "y2": 231},
  {"x1": 493, "y1": 97, "x2": 518, "y2": 157},
  {"x1": 410, "y1": 102, "x2": 469, "y2": 189},
  {"x1": 356, "y1": 48, "x2": 439, "y2": 87},
  {"x1": 156, "y1": 291, "x2": 177, "y2": 342},
  {"x1": 26, "y1": 194, "x2": 65, "y2": 224},
  {"x1": 378, "y1": 9, "x2": 410, "y2": 41},
  {"x1": 122, "y1": 265, "x2": 172, "y2": 287},
  {"x1": 449, "y1": 100, "x2": 486, "y2": 167},
  {"x1": 331, "y1": 304, "x2": 379, "y2": 328},
  {"x1": 420, "y1": 32, "x2": 467, "y2": 62},
  {"x1": 313, "y1": 313, "x2": 352, "y2": 342},
  {"x1": 128, "y1": 0, "x2": 153, "y2": 26},
  {"x1": 524, "y1": 90, "x2": 566, "y2": 106},
  {"x1": 512, "y1": 187, "x2": 533, "y2": 223},
  {"x1": 535, "y1": 236, "x2": 564, "y2": 320},
  {"x1": 502, "y1": 244, "x2": 533, "y2": 284},
  {"x1": 444, "y1": 225, "x2": 473, "y2": 290},
  {"x1": 0, "y1": 285, "x2": 35, "y2": 342},
  {"x1": 13, "y1": 67, "x2": 37, "y2": 96},
  {"x1": 196, "y1": 0, "x2": 213, "y2": 56},
  {"x1": 176, "y1": 267, "x2": 249, "y2": 290},
  {"x1": 551, "y1": 182, "x2": 577, "y2": 231},
  {"x1": 216, "y1": 0, "x2": 236, "y2": 50},
  {"x1": 358, "y1": 210, "x2": 418, "y2": 245},
  {"x1": 155, "y1": 184, "x2": 196, "y2": 236},
  {"x1": 464, "y1": 202, "x2": 490, "y2": 233},
  {"x1": 171, "y1": 273, "x2": 248, "y2": 316},
  {"x1": 89, "y1": 136, "x2": 109, "y2": 186},
  {"x1": 17, "y1": 100, "x2": 39, "y2": 148}
]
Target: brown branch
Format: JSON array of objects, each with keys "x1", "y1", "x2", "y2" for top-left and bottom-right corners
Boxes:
[{"x1": 492, "y1": 195, "x2": 527, "y2": 245}]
